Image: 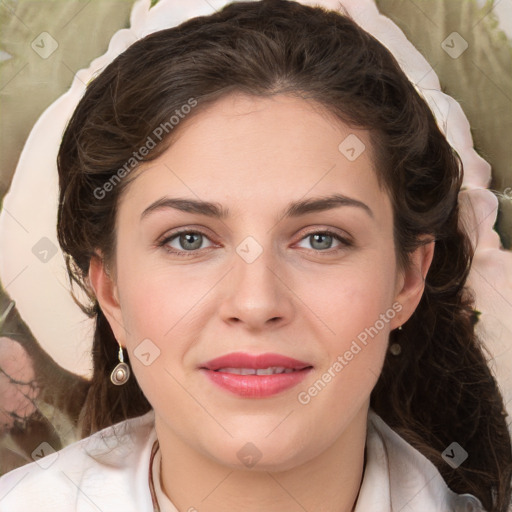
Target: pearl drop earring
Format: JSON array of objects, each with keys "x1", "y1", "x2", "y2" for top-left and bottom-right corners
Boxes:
[{"x1": 110, "y1": 345, "x2": 131, "y2": 385}]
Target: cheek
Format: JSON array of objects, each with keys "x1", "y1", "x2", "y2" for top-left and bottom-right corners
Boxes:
[
  {"x1": 299, "y1": 253, "x2": 397, "y2": 340},
  {"x1": 115, "y1": 259, "x2": 217, "y2": 396},
  {"x1": 294, "y1": 281, "x2": 393, "y2": 433},
  {"x1": 116, "y1": 268, "x2": 195, "y2": 412},
  {"x1": 293, "y1": 253, "x2": 396, "y2": 400},
  {"x1": 116, "y1": 251, "x2": 209, "y2": 338}
]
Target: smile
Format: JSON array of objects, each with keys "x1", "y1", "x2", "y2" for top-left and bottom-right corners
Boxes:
[{"x1": 200, "y1": 352, "x2": 313, "y2": 398}]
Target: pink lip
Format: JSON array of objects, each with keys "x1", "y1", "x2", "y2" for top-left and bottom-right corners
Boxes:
[
  {"x1": 199, "y1": 352, "x2": 313, "y2": 398},
  {"x1": 201, "y1": 352, "x2": 311, "y2": 371}
]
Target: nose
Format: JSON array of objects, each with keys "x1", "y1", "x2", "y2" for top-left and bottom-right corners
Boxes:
[{"x1": 218, "y1": 238, "x2": 295, "y2": 331}]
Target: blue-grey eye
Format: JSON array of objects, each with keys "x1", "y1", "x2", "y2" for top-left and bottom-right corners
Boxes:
[
  {"x1": 309, "y1": 233, "x2": 334, "y2": 250},
  {"x1": 295, "y1": 230, "x2": 350, "y2": 253},
  {"x1": 176, "y1": 232, "x2": 204, "y2": 251},
  {"x1": 162, "y1": 231, "x2": 214, "y2": 253}
]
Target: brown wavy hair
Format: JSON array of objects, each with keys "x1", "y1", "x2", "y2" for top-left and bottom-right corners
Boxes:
[{"x1": 56, "y1": 0, "x2": 512, "y2": 509}]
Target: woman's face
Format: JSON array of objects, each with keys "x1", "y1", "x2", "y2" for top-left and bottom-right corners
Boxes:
[{"x1": 92, "y1": 92, "x2": 430, "y2": 470}]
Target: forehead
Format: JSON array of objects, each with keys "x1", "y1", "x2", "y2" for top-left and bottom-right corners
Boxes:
[{"x1": 118, "y1": 93, "x2": 391, "y2": 222}]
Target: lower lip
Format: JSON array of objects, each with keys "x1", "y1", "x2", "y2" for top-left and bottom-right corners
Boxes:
[{"x1": 201, "y1": 368, "x2": 312, "y2": 397}]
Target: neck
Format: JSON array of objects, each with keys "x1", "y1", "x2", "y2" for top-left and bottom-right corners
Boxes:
[{"x1": 155, "y1": 406, "x2": 368, "y2": 512}]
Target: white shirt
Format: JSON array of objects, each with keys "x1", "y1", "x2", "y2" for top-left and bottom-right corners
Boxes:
[{"x1": 0, "y1": 409, "x2": 485, "y2": 511}]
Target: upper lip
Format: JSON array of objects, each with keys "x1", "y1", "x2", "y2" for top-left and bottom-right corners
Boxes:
[{"x1": 200, "y1": 352, "x2": 312, "y2": 371}]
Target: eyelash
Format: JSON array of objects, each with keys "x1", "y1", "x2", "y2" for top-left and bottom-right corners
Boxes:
[{"x1": 157, "y1": 228, "x2": 352, "y2": 257}]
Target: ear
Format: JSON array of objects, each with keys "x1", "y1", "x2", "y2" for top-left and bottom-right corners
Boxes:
[
  {"x1": 391, "y1": 237, "x2": 435, "y2": 329},
  {"x1": 88, "y1": 252, "x2": 127, "y2": 347}
]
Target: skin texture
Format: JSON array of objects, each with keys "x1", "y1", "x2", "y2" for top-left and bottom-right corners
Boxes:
[{"x1": 89, "y1": 93, "x2": 434, "y2": 512}]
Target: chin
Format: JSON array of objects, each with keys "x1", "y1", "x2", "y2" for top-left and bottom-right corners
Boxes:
[
  {"x1": 215, "y1": 449, "x2": 309, "y2": 473},
  {"x1": 202, "y1": 431, "x2": 318, "y2": 473}
]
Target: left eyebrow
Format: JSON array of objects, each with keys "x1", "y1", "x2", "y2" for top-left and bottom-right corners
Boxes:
[
  {"x1": 140, "y1": 193, "x2": 374, "y2": 221},
  {"x1": 282, "y1": 193, "x2": 374, "y2": 219}
]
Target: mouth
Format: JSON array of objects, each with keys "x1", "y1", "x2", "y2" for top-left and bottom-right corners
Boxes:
[{"x1": 199, "y1": 352, "x2": 313, "y2": 398}]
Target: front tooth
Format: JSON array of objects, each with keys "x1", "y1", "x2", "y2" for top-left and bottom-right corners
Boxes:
[
  {"x1": 240, "y1": 368, "x2": 257, "y2": 375},
  {"x1": 218, "y1": 367, "x2": 257, "y2": 375},
  {"x1": 256, "y1": 367, "x2": 275, "y2": 375}
]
